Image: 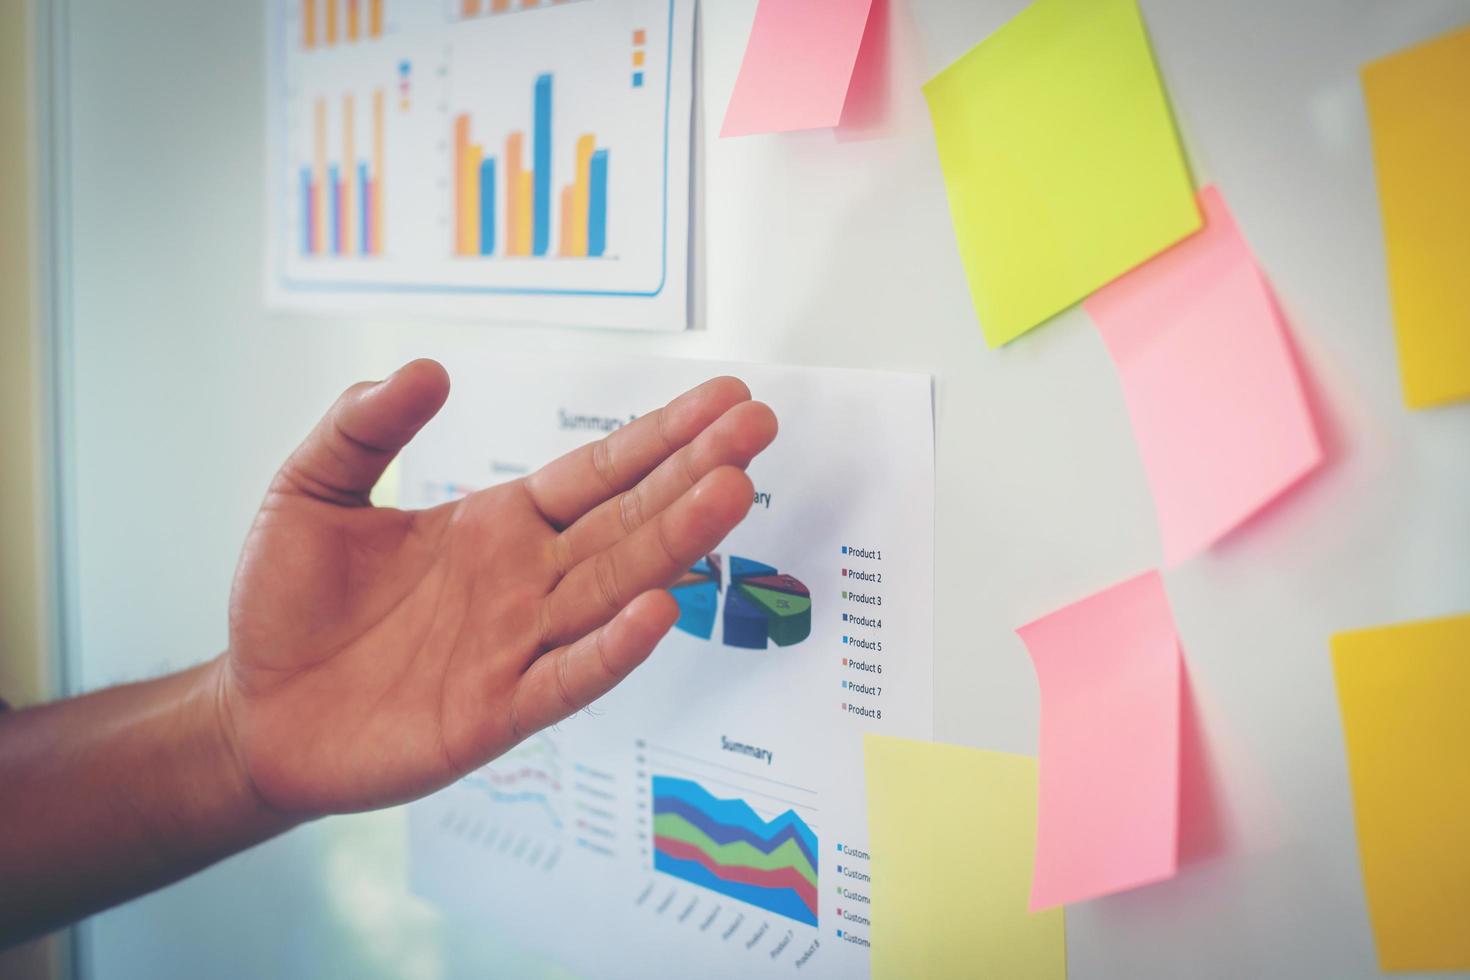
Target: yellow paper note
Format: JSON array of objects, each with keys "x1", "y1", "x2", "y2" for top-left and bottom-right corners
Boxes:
[
  {"x1": 369, "y1": 455, "x2": 401, "y2": 508},
  {"x1": 1332, "y1": 613, "x2": 1470, "y2": 972},
  {"x1": 863, "y1": 735, "x2": 1066, "y2": 979},
  {"x1": 1362, "y1": 26, "x2": 1470, "y2": 409},
  {"x1": 923, "y1": 0, "x2": 1200, "y2": 347}
]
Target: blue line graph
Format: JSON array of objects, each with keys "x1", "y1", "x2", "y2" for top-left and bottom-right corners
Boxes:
[
  {"x1": 460, "y1": 774, "x2": 563, "y2": 829},
  {"x1": 456, "y1": 734, "x2": 565, "y2": 830}
]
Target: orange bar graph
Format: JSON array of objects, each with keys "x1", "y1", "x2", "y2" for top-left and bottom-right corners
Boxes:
[
  {"x1": 312, "y1": 99, "x2": 327, "y2": 254},
  {"x1": 453, "y1": 114, "x2": 484, "y2": 256},
  {"x1": 325, "y1": 0, "x2": 338, "y2": 44},
  {"x1": 304, "y1": 0, "x2": 317, "y2": 47},
  {"x1": 454, "y1": 115, "x2": 472, "y2": 255},
  {"x1": 491, "y1": 0, "x2": 510, "y2": 9},
  {"x1": 303, "y1": 90, "x2": 384, "y2": 257},
  {"x1": 342, "y1": 94, "x2": 355, "y2": 255},
  {"x1": 371, "y1": 91, "x2": 384, "y2": 254},
  {"x1": 369, "y1": 0, "x2": 383, "y2": 37},
  {"x1": 505, "y1": 132, "x2": 525, "y2": 256},
  {"x1": 462, "y1": 0, "x2": 481, "y2": 14},
  {"x1": 515, "y1": 172, "x2": 533, "y2": 255},
  {"x1": 570, "y1": 133, "x2": 594, "y2": 256},
  {"x1": 347, "y1": 0, "x2": 360, "y2": 40},
  {"x1": 558, "y1": 186, "x2": 575, "y2": 257},
  {"x1": 464, "y1": 142, "x2": 483, "y2": 256}
]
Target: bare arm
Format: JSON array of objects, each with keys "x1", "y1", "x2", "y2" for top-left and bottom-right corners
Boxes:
[
  {"x1": 0, "y1": 661, "x2": 288, "y2": 944},
  {"x1": 0, "y1": 360, "x2": 777, "y2": 947}
]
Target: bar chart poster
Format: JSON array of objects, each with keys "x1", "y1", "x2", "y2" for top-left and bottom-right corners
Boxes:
[
  {"x1": 403, "y1": 349, "x2": 936, "y2": 978},
  {"x1": 265, "y1": 0, "x2": 694, "y2": 329}
]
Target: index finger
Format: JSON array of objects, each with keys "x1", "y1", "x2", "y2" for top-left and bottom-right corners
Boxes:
[{"x1": 523, "y1": 376, "x2": 752, "y2": 529}]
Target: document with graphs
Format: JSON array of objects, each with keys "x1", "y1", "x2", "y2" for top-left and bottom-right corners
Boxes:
[
  {"x1": 265, "y1": 0, "x2": 693, "y2": 328},
  {"x1": 401, "y1": 350, "x2": 935, "y2": 978}
]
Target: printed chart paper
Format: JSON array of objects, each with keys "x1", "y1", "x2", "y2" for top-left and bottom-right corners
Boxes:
[
  {"x1": 1362, "y1": 25, "x2": 1470, "y2": 408},
  {"x1": 923, "y1": 0, "x2": 1199, "y2": 347},
  {"x1": 1018, "y1": 570, "x2": 1182, "y2": 910},
  {"x1": 720, "y1": 0, "x2": 875, "y2": 137},
  {"x1": 403, "y1": 351, "x2": 935, "y2": 979},
  {"x1": 1332, "y1": 613, "x2": 1470, "y2": 972},
  {"x1": 265, "y1": 0, "x2": 694, "y2": 329},
  {"x1": 863, "y1": 736, "x2": 1066, "y2": 980},
  {"x1": 1085, "y1": 186, "x2": 1322, "y2": 567}
]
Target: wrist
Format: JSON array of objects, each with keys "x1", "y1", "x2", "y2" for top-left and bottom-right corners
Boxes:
[{"x1": 172, "y1": 657, "x2": 299, "y2": 847}]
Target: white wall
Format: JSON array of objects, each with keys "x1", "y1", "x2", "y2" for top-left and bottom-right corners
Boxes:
[{"x1": 58, "y1": 0, "x2": 1470, "y2": 977}]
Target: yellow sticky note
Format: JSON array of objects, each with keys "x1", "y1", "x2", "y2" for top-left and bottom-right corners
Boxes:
[
  {"x1": 369, "y1": 455, "x2": 401, "y2": 508},
  {"x1": 1362, "y1": 26, "x2": 1470, "y2": 409},
  {"x1": 1331, "y1": 613, "x2": 1470, "y2": 972},
  {"x1": 863, "y1": 735, "x2": 1066, "y2": 979},
  {"x1": 923, "y1": 0, "x2": 1200, "y2": 347}
]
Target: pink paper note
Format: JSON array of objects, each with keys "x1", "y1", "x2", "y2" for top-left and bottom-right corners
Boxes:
[
  {"x1": 720, "y1": 0, "x2": 875, "y2": 137},
  {"x1": 1084, "y1": 186, "x2": 1322, "y2": 567},
  {"x1": 1018, "y1": 570, "x2": 1182, "y2": 911}
]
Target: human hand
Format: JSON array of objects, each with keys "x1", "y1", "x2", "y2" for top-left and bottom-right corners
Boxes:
[{"x1": 216, "y1": 360, "x2": 777, "y2": 819}]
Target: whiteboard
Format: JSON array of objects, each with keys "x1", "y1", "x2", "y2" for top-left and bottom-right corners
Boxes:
[{"x1": 53, "y1": 0, "x2": 1470, "y2": 977}]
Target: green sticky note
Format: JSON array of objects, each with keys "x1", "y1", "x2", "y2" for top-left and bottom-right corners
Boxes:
[{"x1": 924, "y1": 0, "x2": 1201, "y2": 346}]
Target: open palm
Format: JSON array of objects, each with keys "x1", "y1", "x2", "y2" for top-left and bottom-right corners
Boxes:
[{"x1": 220, "y1": 360, "x2": 776, "y2": 818}]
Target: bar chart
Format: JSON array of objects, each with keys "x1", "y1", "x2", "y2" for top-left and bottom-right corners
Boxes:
[
  {"x1": 270, "y1": 0, "x2": 694, "y2": 329},
  {"x1": 453, "y1": 0, "x2": 595, "y2": 20},
  {"x1": 453, "y1": 74, "x2": 610, "y2": 260},
  {"x1": 302, "y1": 0, "x2": 384, "y2": 48},
  {"x1": 300, "y1": 91, "x2": 386, "y2": 257}
]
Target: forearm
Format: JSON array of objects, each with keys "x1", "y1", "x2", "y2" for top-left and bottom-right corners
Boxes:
[{"x1": 0, "y1": 658, "x2": 297, "y2": 947}]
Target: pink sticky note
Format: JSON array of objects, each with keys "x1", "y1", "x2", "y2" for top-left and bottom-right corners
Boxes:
[
  {"x1": 720, "y1": 0, "x2": 875, "y2": 137},
  {"x1": 1018, "y1": 570, "x2": 1181, "y2": 911},
  {"x1": 1084, "y1": 186, "x2": 1322, "y2": 567}
]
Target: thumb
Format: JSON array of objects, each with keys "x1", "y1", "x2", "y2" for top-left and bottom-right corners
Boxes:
[{"x1": 275, "y1": 359, "x2": 450, "y2": 505}]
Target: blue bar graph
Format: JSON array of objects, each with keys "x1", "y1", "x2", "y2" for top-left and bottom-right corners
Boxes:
[
  {"x1": 300, "y1": 168, "x2": 314, "y2": 254},
  {"x1": 588, "y1": 149, "x2": 608, "y2": 258},
  {"x1": 358, "y1": 163, "x2": 371, "y2": 254},
  {"x1": 478, "y1": 157, "x2": 496, "y2": 256},
  {"x1": 532, "y1": 73, "x2": 552, "y2": 256},
  {"x1": 329, "y1": 164, "x2": 342, "y2": 254},
  {"x1": 450, "y1": 73, "x2": 613, "y2": 262}
]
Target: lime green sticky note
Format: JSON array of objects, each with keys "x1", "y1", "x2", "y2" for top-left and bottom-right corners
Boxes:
[{"x1": 924, "y1": 0, "x2": 1201, "y2": 346}]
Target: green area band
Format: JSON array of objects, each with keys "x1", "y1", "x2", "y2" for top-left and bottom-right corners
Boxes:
[{"x1": 653, "y1": 812, "x2": 818, "y2": 887}]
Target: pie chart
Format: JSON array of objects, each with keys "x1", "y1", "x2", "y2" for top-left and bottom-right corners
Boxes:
[{"x1": 670, "y1": 555, "x2": 811, "y2": 649}]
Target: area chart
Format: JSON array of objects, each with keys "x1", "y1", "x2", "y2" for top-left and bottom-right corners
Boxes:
[{"x1": 651, "y1": 775, "x2": 819, "y2": 927}]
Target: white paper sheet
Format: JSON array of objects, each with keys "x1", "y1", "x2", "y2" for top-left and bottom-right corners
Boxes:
[{"x1": 401, "y1": 351, "x2": 935, "y2": 978}]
